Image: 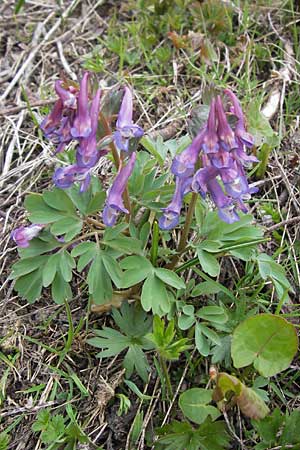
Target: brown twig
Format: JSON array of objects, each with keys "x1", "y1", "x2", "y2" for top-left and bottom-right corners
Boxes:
[
  {"x1": 0, "y1": 99, "x2": 56, "y2": 117},
  {"x1": 265, "y1": 216, "x2": 300, "y2": 233}
]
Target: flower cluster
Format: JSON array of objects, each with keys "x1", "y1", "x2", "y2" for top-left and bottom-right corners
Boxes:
[
  {"x1": 159, "y1": 90, "x2": 258, "y2": 229},
  {"x1": 41, "y1": 72, "x2": 143, "y2": 225},
  {"x1": 11, "y1": 74, "x2": 143, "y2": 247}
]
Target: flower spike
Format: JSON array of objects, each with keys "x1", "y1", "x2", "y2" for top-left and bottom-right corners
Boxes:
[{"x1": 103, "y1": 152, "x2": 137, "y2": 226}]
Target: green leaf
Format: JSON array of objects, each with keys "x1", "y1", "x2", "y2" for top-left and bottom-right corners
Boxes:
[
  {"x1": 196, "y1": 306, "x2": 228, "y2": 324},
  {"x1": 178, "y1": 314, "x2": 195, "y2": 330},
  {"x1": 120, "y1": 256, "x2": 153, "y2": 288},
  {"x1": 195, "y1": 322, "x2": 210, "y2": 356},
  {"x1": 198, "y1": 324, "x2": 221, "y2": 346},
  {"x1": 59, "y1": 250, "x2": 75, "y2": 282},
  {"x1": 18, "y1": 236, "x2": 60, "y2": 257},
  {"x1": 102, "y1": 254, "x2": 123, "y2": 288},
  {"x1": 50, "y1": 217, "x2": 82, "y2": 241},
  {"x1": 87, "y1": 252, "x2": 113, "y2": 304},
  {"x1": 88, "y1": 328, "x2": 130, "y2": 357},
  {"x1": 124, "y1": 379, "x2": 153, "y2": 401},
  {"x1": 51, "y1": 272, "x2": 72, "y2": 304},
  {"x1": 179, "y1": 388, "x2": 220, "y2": 424},
  {"x1": 15, "y1": 0, "x2": 26, "y2": 14},
  {"x1": 71, "y1": 242, "x2": 97, "y2": 271},
  {"x1": 88, "y1": 303, "x2": 152, "y2": 381},
  {"x1": 25, "y1": 194, "x2": 64, "y2": 223},
  {"x1": 124, "y1": 344, "x2": 150, "y2": 381},
  {"x1": 231, "y1": 314, "x2": 298, "y2": 377},
  {"x1": 0, "y1": 432, "x2": 10, "y2": 450},
  {"x1": 14, "y1": 268, "x2": 43, "y2": 303},
  {"x1": 280, "y1": 410, "x2": 300, "y2": 445},
  {"x1": 156, "y1": 418, "x2": 230, "y2": 450},
  {"x1": 112, "y1": 302, "x2": 152, "y2": 338},
  {"x1": 43, "y1": 188, "x2": 75, "y2": 213},
  {"x1": 197, "y1": 249, "x2": 220, "y2": 277},
  {"x1": 141, "y1": 274, "x2": 170, "y2": 315},
  {"x1": 10, "y1": 255, "x2": 46, "y2": 279},
  {"x1": 192, "y1": 281, "x2": 222, "y2": 297},
  {"x1": 155, "y1": 268, "x2": 186, "y2": 289},
  {"x1": 214, "y1": 372, "x2": 269, "y2": 420},
  {"x1": 42, "y1": 253, "x2": 60, "y2": 287},
  {"x1": 86, "y1": 191, "x2": 106, "y2": 214},
  {"x1": 104, "y1": 236, "x2": 142, "y2": 255},
  {"x1": 252, "y1": 408, "x2": 284, "y2": 446}
]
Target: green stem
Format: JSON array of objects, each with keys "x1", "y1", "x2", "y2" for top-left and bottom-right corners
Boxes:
[
  {"x1": 159, "y1": 355, "x2": 173, "y2": 400},
  {"x1": 150, "y1": 220, "x2": 159, "y2": 266},
  {"x1": 168, "y1": 192, "x2": 198, "y2": 269}
]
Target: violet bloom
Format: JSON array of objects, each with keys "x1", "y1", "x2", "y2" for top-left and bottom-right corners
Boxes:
[
  {"x1": 77, "y1": 88, "x2": 101, "y2": 165},
  {"x1": 53, "y1": 164, "x2": 91, "y2": 193},
  {"x1": 160, "y1": 89, "x2": 258, "y2": 229},
  {"x1": 114, "y1": 87, "x2": 144, "y2": 152},
  {"x1": 216, "y1": 95, "x2": 237, "y2": 152},
  {"x1": 40, "y1": 99, "x2": 64, "y2": 139},
  {"x1": 202, "y1": 99, "x2": 219, "y2": 154},
  {"x1": 159, "y1": 177, "x2": 192, "y2": 230},
  {"x1": 11, "y1": 224, "x2": 44, "y2": 248},
  {"x1": 55, "y1": 80, "x2": 77, "y2": 109},
  {"x1": 171, "y1": 131, "x2": 203, "y2": 178},
  {"x1": 103, "y1": 152, "x2": 136, "y2": 226},
  {"x1": 71, "y1": 72, "x2": 92, "y2": 139},
  {"x1": 224, "y1": 89, "x2": 254, "y2": 148}
]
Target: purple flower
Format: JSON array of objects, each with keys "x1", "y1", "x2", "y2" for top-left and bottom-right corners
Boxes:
[
  {"x1": 160, "y1": 89, "x2": 258, "y2": 228},
  {"x1": 11, "y1": 224, "x2": 44, "y2": 248},
  {"x1": 171, "y1": 131, "x2": 203, "y2": 178},
  {"x1": 202, "y1": 99, "x2": 219, "y2": 154},
  {"x1": 159, "y1": 176, "x2": 192, "y2": 230},
  {"x1": 40, "y1": 99, "x2": 64, "y2": 139},
  {"x1": 53, "y1": 164, "x2": 91, "y2": 192},
  {"x1": 224, "y1": 89, "x2": 254, "y2": 148},
  {"x1": 77, "y1": 88, "x2": 101, "y2": 165},
  {"x1": 114, "y1": 87, "x2": 144, "y2": 152},
  {"x1": 55, "y1": 80, "x2": 77, "y2": 109},
  {"x1": 215, "y1": 95, "x2": 237, "y2": 151},
  {"x1": 103, "y1": 152, "x2": 136, "y2": 226},
  {"x1": 71, "y1": 72, "x2": 92, "y2": 138}
]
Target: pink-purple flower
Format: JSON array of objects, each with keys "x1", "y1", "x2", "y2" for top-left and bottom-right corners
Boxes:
[
  {"x1": 114, "y1": 87, "x2": 144, "y2": 152},
  {"x1": 159, "y1": 90, "x2": 258, "y2": 228},
  {"x1": 103, "y1": 152, "x2": 136, "y2": 227},
  {"x1": 11, "y1": 224, "x2": 44, "y2": 248}
]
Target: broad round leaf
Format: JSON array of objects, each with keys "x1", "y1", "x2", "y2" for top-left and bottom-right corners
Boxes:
[
  {"x1": 232, "y1": 314, "x2": 298, "y2": 377},
  {"x1": 179, "y1": 388, "x2": 220, "y2": 424}
]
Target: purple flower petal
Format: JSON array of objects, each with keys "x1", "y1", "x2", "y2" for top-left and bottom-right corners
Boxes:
[
  {"x1": 159, "y1": 177, "x2": 192, "y2": 230},
  {"x1": 216, "y1": 96, "x2": 237, "y2": 150},
  {"x1": 77, "y1": 88, "x2": 101, "y2": 164},
  {"x1": 40, "y1": 99, "x2": 64, "y2": 138},
  {"x1": 11, "y1": 224, "x2": 44, "y2": 248},
  {"x1": 103, "y1": 152, "x2": 136, "y2": 226},
  {"x1": 218, "y1": 205, "x2": 240, "y2": 224},
  {"x1": 71, "y1": 72, "x2": 92, "y2": 138},
  {"x1": 202, "y1": 99, "x2": 219, "y2": 154},
  {"x1": 55, "y1": 81, "x2": 77, "y2": 109},
  {"x1": 114, "y1": 87, "x2": 144, "y2": 152},
  {"x1": 171, "y1": 132, "x2": 203, "y2": 178}
]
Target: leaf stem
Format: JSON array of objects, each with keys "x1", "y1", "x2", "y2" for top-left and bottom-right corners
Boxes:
[
  {"x1": 159, "y1": 355, "x2": 173, "y2": 400},
  {"x1": 150, "y1": 220, "x2": 159, "y2": 266},
  {"x1": 168, "y1": 192, "x2": 198, "y2": 269}
]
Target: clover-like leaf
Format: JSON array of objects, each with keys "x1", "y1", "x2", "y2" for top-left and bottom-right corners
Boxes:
[{"x1": 231, "y1": 314, "x2": 298, "y2": 377}]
